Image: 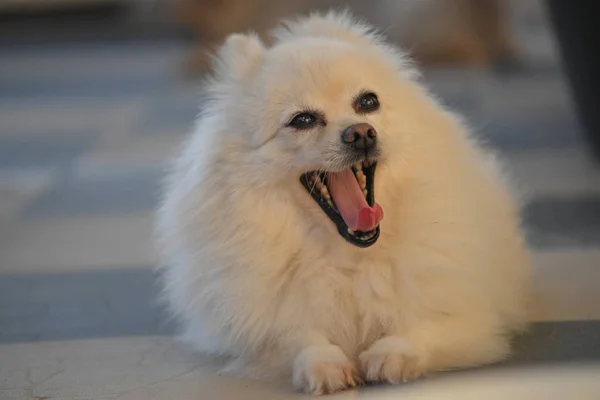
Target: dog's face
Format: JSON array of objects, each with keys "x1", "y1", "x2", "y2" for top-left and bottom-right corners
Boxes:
[{"x1": 217, "y1": 32, "x2": 417, "y2": 247}]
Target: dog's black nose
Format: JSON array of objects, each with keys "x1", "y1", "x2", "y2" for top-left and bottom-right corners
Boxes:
[{"x1": 341, "y1": 123, "x2": 377, "y2": 151}]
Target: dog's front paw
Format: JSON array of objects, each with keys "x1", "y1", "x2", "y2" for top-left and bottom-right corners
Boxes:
[
  {"x1": 293, "y1": 344, "x2": 360, "y2": 395},
  {"x1": 359, "y1": 336, "x2": 425, "y2": 384}
]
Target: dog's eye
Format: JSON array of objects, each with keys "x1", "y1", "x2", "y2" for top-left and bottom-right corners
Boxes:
[
  {"x1": 288, "y1": 113, "x2": 318, "y2": 129},
  {"x1": 355, "y1": 92, "x2": 380, "y2": 113}
]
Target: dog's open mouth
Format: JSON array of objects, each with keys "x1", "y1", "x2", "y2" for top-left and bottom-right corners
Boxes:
[{"x1": 300, "y1": 161, "x2": 383, "y2": 248}]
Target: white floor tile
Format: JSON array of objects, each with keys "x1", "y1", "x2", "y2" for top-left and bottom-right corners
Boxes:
[
  {"x1": 0, "y1": 99, "x2": 132, "y2": 138},
  {"x1": 0, "y1": 336, "x2": 355, "y2": 399},
  {"x1": 0, "y1": 168, "x2": 56, "y2": 221},
  {"x1": 2, "y1": 336, "x2": 599, "y2": 400},
  {"x1": 532, "y1": 249, "x2": 600, "y2": 322},
  {"x1": 74, "y1": 136, "x2": 180, "y2": 180},
  {"x1": 505, "y1": 149, "x2": 600, "y2": 198},
  {"x1": 0, "y1": 212, "x2": 157, "y2": 273}
]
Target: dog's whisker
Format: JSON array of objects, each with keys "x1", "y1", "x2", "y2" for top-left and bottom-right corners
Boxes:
[{"x1": 310, "y1": 168, "x2": 326, "y2": 198}]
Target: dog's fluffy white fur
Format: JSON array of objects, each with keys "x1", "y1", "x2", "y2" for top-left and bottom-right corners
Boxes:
[{"x1": 156, "y1": 11, "x2": 531, "y2": 395}]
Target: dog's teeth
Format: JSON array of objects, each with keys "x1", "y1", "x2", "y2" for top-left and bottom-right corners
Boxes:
[
  {"x1": 362, "y1": 189, "x2": 368, "y2": 197},
  {"x1": 355, "y1": 168, "x2": 367, "y2": 189},
  {"x1": 359, "y1": 177, "x2": 367, "y2": 190},
  {"x1": 326, "y1": 199, "x2": 334, "y2": 207},
  {"x1": 315, "y1": 175, "x2": 323, "y2": 189},
  {"x1": 320, "y1": 186, "x2": 330, "y2": 199},
  {"x1": 348, "y1": 228, "x2": 355, "y2": 235}
]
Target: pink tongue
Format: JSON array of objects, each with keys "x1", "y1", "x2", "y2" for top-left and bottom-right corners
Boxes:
[{"x1": 326, "y1": 169, "x2": 383, "y2": 232}]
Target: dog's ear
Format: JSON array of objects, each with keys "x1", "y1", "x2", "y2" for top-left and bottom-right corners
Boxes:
[{"x1": 215, "y1": 33, "x2": 265, "y2": 80}]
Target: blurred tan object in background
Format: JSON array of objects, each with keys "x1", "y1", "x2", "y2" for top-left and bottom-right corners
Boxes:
[
  {"x1": 175, "y1": 0, "x2": 518, "y2": 75},
  {"x1": 174, "y1": 0, "x2": 329, "y2": 73},
  {"x1": 373, "y1": 0, "x2": 517, "y2": 67}
]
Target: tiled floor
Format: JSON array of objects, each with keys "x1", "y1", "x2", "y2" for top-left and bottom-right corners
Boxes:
[{"x1": 1, "y1": 10, "x2": 600, "y2": 400}]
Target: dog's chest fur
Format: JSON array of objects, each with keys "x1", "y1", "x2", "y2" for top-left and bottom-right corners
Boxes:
[{"x1": 273, "y1": 253, "x2": 403, "y2": 357}]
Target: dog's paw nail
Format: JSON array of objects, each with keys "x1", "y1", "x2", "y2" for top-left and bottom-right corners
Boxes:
[
  {"x1": 359, "y1": 336, "x2": 425, "y2": 384},
  {"x1": 293, "y1": 345, "x2": 360, "y2": 395}
]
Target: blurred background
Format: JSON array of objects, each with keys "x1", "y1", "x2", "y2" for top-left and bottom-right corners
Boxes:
[{"x1": 1, "y1": 1, "x2": 599, "y2": 399}]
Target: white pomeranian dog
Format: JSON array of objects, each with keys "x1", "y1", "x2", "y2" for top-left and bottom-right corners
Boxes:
[{"x1": 156, "y1": 11, "x2": 531, "y2": 395}]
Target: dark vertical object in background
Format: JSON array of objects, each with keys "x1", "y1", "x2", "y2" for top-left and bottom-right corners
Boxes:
[{"x1": 546, "y1": 0, "x2": 600, "y2": 159}]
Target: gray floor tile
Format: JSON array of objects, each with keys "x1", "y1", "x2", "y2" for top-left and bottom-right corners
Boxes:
[
  {"x1": 511, "y1": 321, "x2": 600, "y2": 363},
  {"x1": 477, "y1": 113, "x2": 585, "y2": 151},
  {"x1": 524, "y1": 196, "x2": 600, "y2": 248},
  {"x1": 0, "y1": 269, "x2": 173, "y2": 343},
  {"x1": 0, "y1": 136, "x2": 94, "y2": 169},
  {"x1": 0, "y1": 76, "x2": 168, "y2": 100},
  {"x1": 139, "y1": 90, "x2": 200, "y2": 133}
]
